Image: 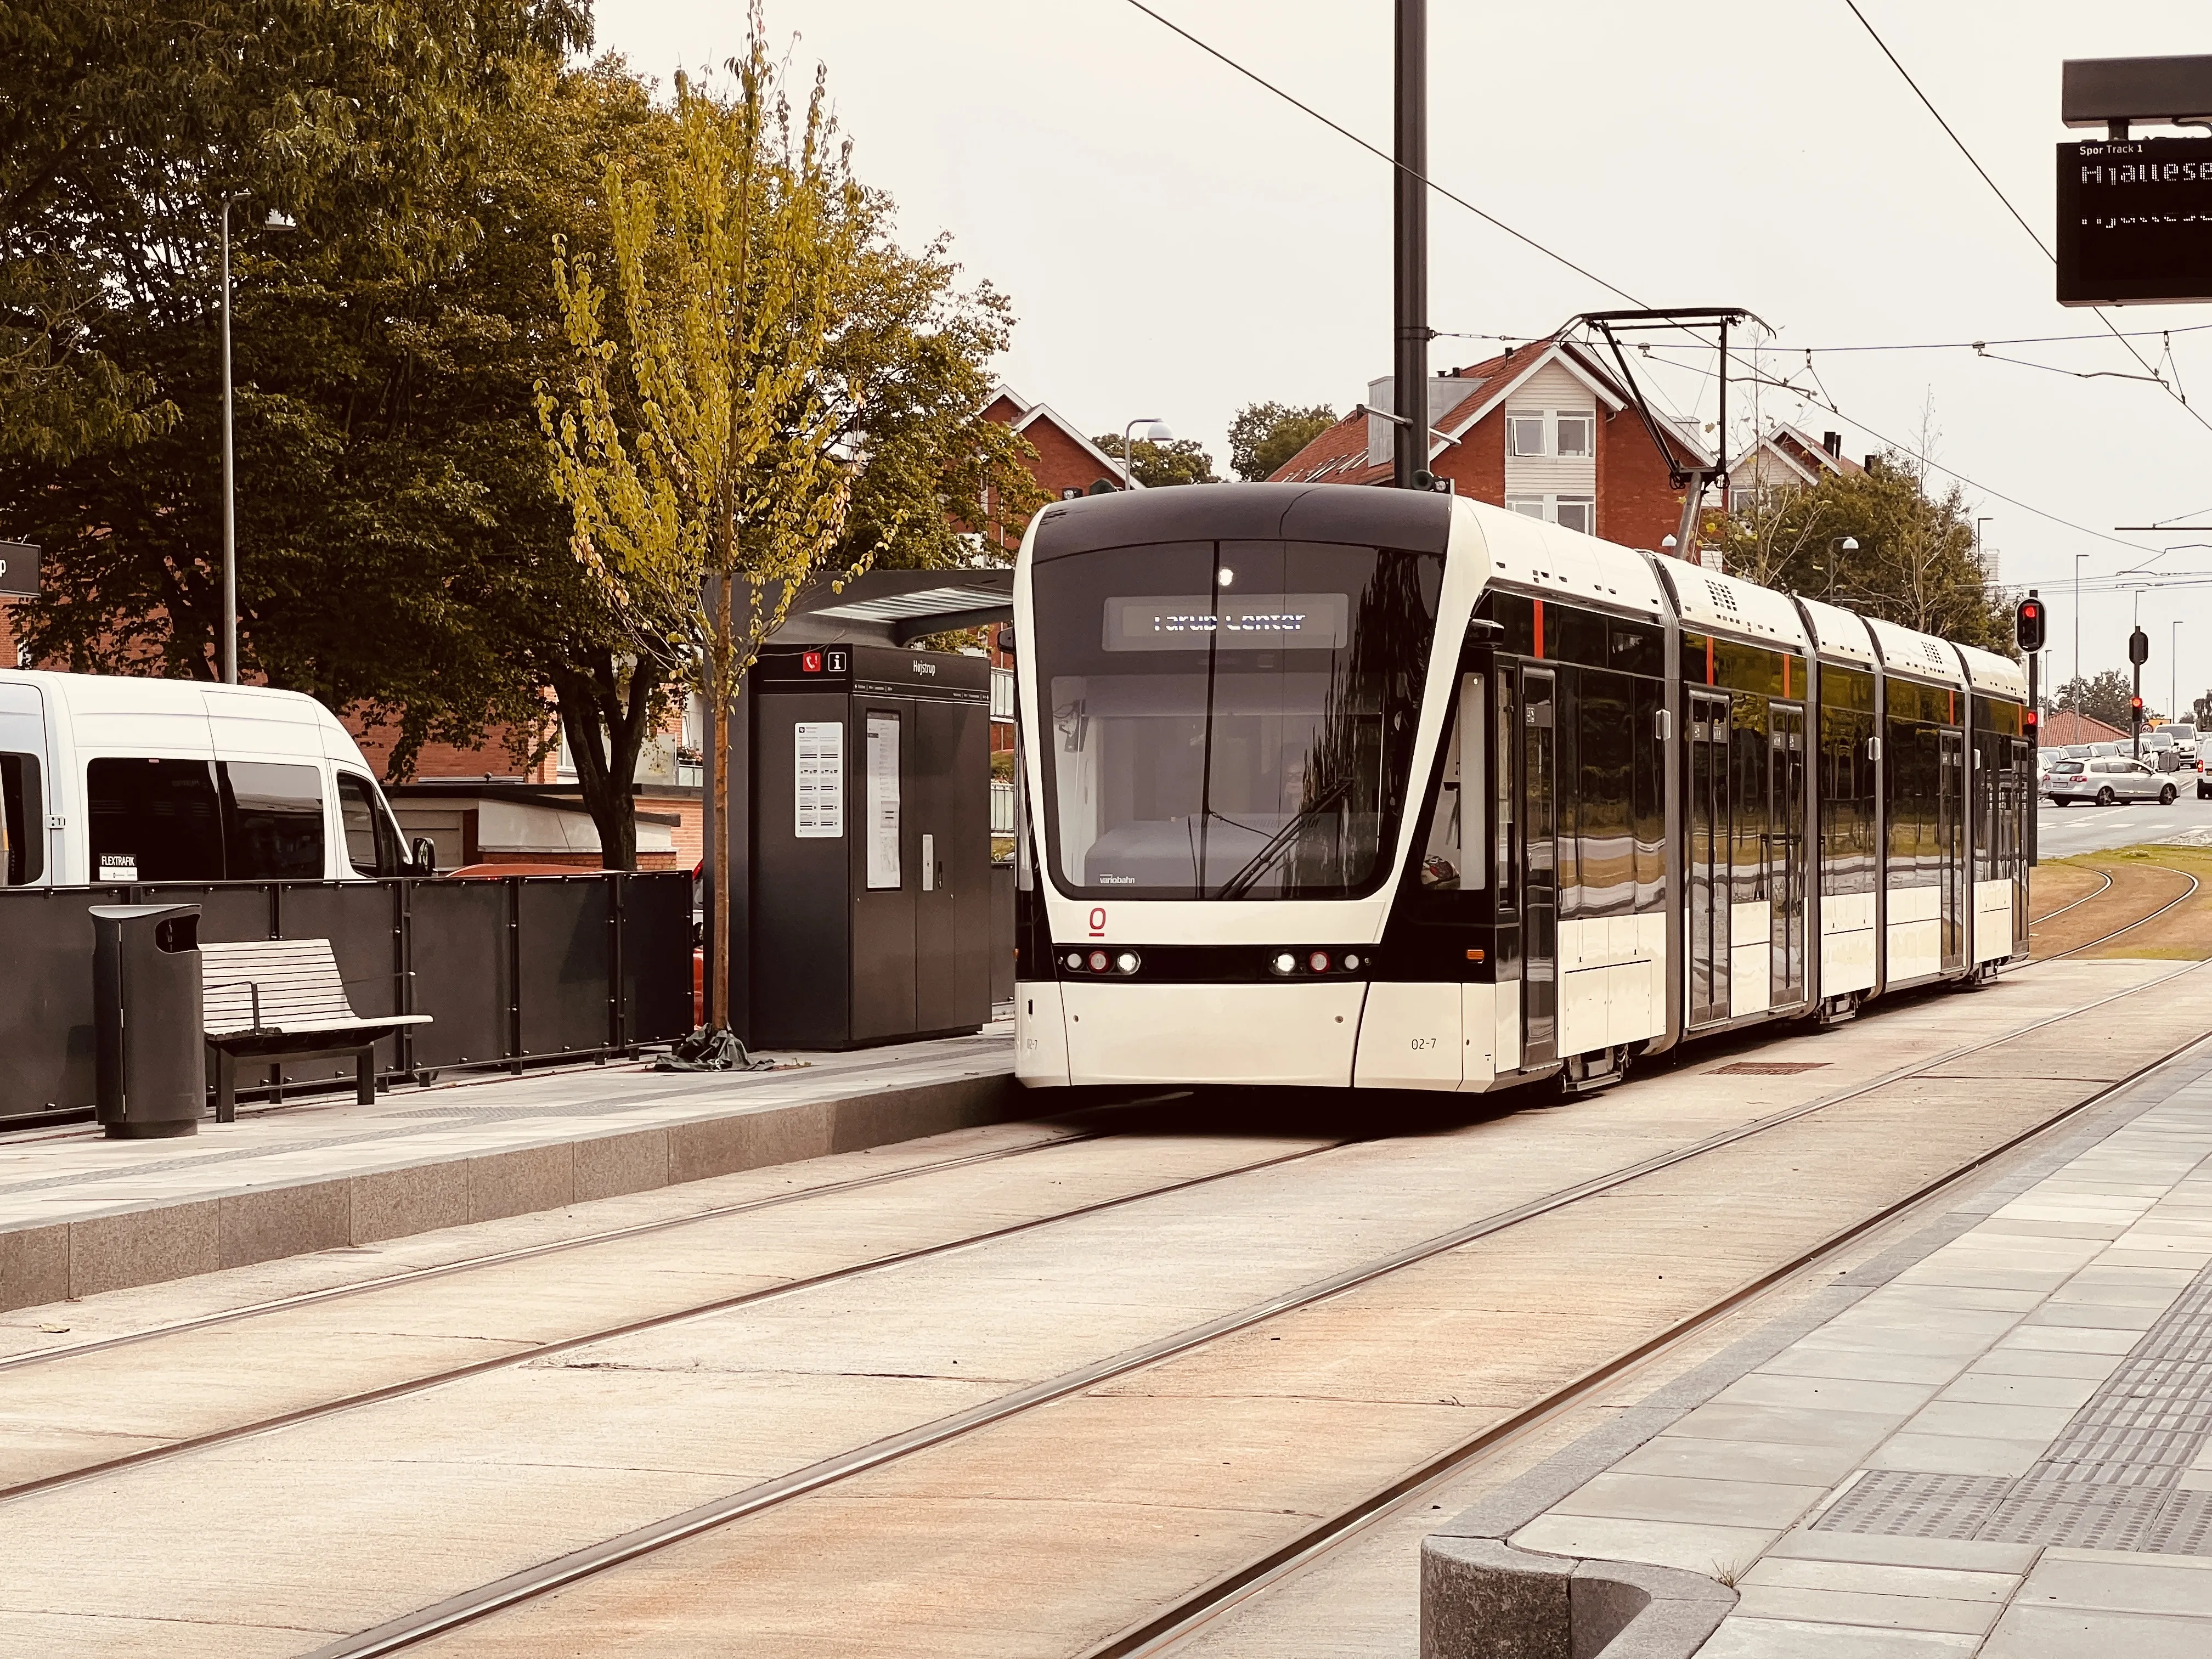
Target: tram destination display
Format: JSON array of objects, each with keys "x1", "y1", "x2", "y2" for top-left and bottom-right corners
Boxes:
[
  {"x1": 2057, "y1": 136, "x2": 2212, "y2": 306},
  {"x1": 0, "y1": 540, "x2": 36, "y2": 598},
  {"x1": 1101, "y1": 592, "x2": 1351, "y2": 651}
]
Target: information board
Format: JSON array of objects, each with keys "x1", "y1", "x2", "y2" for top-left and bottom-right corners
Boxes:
[
  {"x1": 2057, "y1": 137, "x2": 2212, "y2": 305},
  {"x1": 0, "y1": 541, "x2": 36, "y2": 599},
  {"x1": 865, "y1": 713, "x2": 901, "y2": 888},
  {"x1": 793, "y1": 720, "x2": 844, "y2": 838}
]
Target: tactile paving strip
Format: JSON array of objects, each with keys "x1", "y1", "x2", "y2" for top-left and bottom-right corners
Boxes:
[{"x1": 1813, "y1": 1256, "x2": 2212, "y2": 1552}]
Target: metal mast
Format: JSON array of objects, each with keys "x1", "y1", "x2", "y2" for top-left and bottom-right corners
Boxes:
[{"x1": 1392, "y1": 0, "x2": 1427, "y2": 489}]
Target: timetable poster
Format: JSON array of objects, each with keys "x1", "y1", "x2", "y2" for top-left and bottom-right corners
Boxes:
[
  {"x1": 866, "y1": 713, "x2": 901, "y2": 888},
  {"x1": 794, "y1": 721, "x2": 844, "y2": 838}
]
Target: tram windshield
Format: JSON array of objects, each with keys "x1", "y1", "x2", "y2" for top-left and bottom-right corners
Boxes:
[{"x1": 1031, "y1": 539, "x2": 1443, "y2": 900}]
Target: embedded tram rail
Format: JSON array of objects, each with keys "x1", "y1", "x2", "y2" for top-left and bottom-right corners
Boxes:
[{"x1": 5, "y1": 953, "x2": 2206, "y2": 1656}]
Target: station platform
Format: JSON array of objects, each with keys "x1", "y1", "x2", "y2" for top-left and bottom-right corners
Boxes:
[
  {"x1": 1433, "y1": 1003, "x2": 2212, "y2": 1656},
  {"x1": 0, "y1": 1024, "x2": 1015, "y2": 1312}
]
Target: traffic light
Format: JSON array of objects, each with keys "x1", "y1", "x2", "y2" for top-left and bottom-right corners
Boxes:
[
  {"x1": 2015, "y1": 595, "x2": 2046, "y2": 653},
  {"x1": 2132, "y1": 695, "x2": 2146, "y2": 730},
  {"x1": 2131, "y1": 627, "x2": 2151, "y2": 666}
]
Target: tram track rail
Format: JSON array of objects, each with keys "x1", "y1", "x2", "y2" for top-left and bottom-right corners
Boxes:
[
  {"x1": 0, "y1": 1124, "x2": 1335, "y2": 1508},
  {"x1": 290, "y1": 956, "x2": 2211, "y2": 1659},
  {"x1": 1100, "y1": 1002, "x2": 2212, "y2": 1658},
  {"x1": 2042, "y1": 862, "x2": 2200, "y2": 960},
  {"x1": 2029, "y1": 866, "x2": 2113, "y2": 927}
]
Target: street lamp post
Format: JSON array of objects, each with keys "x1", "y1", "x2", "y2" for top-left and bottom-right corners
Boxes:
[
  {"x1": 1824, "y1": 535, "x2": 1859, "y2": 602},
  {"x1": 1119, "y1": 418, "x2": 1171, "y2": 489},
  {"x1": 217, "y1": 196, "x2": 292, "y2": 684},
  {"x1": 2074, "y1": 553, "x2": 2087, "y2": 684}
]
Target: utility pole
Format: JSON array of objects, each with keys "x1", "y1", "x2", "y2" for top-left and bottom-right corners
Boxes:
[{"x1": 1391, "y1": 0, "x2": 1427, "y2": 490}]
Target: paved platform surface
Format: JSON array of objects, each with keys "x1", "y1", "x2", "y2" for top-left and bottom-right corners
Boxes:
[
  {"x1": 1502, "y1": 1024, "x2": 2212, "y2": 1655},
  {"x1": 0, "y1": 1024, "x2": 1014, "y2": 1310}
]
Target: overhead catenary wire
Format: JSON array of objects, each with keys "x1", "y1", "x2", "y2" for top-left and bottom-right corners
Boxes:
[
  {"x1": 1838, "y1": 0, "x2": 2212, "y2": 438},
  {"x1": 1118, "y1": 0, "x2": 2168, "y2": 562}
]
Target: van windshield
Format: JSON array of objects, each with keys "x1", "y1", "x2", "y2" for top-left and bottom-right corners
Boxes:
[{"x1": 1030, "y1": 538, "x2": 1443, "y2": 899}]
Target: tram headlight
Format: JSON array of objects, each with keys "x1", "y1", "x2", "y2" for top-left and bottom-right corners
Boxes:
[
  {"x1": 1064, "y1": 952, "x2": 1085, "y2": 972},
  {"x1": 1270, "y1": 951, "x2": 1298, "y2": 976},
  {"x1": 1115, "y1": 951, "x2": 1140, "y2": 975},
  {"x1": 1343, "y1": 953, "x2": 1362, "y2": 972}
]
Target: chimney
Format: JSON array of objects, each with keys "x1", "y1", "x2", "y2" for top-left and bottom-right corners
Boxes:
[{"x1": 1821, "y1": 431, "x2": 1842, "y2": 459}]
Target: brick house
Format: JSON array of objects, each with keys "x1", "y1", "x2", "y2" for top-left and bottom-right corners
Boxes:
[
  {"x1": 1267, "y1": 334, "x2": 1715, "y2": 555},
  {"x1": 1728, "y1": 423, "x2": 1868, "y2": 515},
  {"x1": 2039, "y1": 709, "x2": 2130, "y2": 749}
]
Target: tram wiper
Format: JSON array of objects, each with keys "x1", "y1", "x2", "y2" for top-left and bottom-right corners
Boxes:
[{"x1": 1211, "y1": 778, "x2": 1353, "y2": 900}]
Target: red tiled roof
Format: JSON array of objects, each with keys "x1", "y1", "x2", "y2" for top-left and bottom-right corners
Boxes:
[
  {"x1": 2039, "y1": 709, "x2": 2130, "y2": 747},
  {"x1": 1266, "y1": 343, "x2": 1538, "y2": 484}
]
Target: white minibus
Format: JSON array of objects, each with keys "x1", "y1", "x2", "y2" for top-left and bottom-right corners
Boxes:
[{"x1": 0, "y1": 670, "x2": 430, "y2": 888}]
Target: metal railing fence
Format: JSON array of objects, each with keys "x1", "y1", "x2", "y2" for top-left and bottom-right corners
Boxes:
[{"x1": 0, "y1": 871, "x2": 692, "y2": 1125}]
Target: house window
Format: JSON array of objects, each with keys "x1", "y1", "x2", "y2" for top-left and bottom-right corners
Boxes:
[
  {"x1": 1555, "y1": 414, "x2": 1595, "y2": 459},
  {"x1": 1507, "y1": 414, "x2": 1548, "y2": 457},
  {"x1": 1507, "y1": 495, "x2": 1547, "y2": 519},
  {"x1": 1555, "y1": 497, "x2": 1595, "y2": 535},
  {"x1": 990, "y1": 666, "x2": 1015, "y2": 722}
]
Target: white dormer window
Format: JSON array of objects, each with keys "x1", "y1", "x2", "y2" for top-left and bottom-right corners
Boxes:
[{"x1": 1507, "y1": 409, "x2": 1596, "y2": 458}]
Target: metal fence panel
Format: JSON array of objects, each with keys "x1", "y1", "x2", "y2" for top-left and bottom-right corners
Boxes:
[
  {"x1": 0, "y1": 871, "x2": 698, "y2": 1122},
  {"x1": 622, "y1": 872, "x2": 694, "y2": 1043},
  {"x1": 278, "y1": 882, "x2": 407, "y2": 1086},
  {"x1": 517, "y1": 877, "x2": 612, "y2": 1060},
  {"x1": 0, "y1": 885, "x2": 126, "y2": 1114},
  {"x1": 405, "y1": 878, "x2": 511, "y2": 1073}
]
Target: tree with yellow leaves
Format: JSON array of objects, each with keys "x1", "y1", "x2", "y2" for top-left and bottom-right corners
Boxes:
[{"x1": 539, "y1": 13, "x2": 874, "y2": 1032}]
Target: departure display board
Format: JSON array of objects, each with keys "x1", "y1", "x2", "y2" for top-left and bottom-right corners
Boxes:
[{"x1": 2057, "y1": 137, "x2": 2212, "y2": 305}]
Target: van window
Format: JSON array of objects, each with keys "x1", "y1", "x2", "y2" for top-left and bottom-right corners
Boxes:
[
  {"x1": 337, "y1": 772, "x2": 403, "y2": 877},
  {"x1": 88, "y1": 758, "x2": 224, "y2": 882},
  {"x1": 221, "y1": 761, "x2": 325, "y2": 879},
  {"x1": 1, "y1": 753, "x2": 41, "y2": 884}
]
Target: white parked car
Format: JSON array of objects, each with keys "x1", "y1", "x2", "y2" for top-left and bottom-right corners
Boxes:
[{"x1": 2044, "y1": 754, "x2": 2177, "y2": 807}]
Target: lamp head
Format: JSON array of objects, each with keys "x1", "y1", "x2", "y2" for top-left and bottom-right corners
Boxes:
[{"x1": 1144, "y1": 421, "x2": 1174, "y2": 445}]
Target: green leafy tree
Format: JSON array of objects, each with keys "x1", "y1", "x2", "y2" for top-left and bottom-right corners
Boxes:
[
  {"x1": 2055, "y1": 672, "x2": 2141, "y2": 729},
  {"x1": 1093, "y1": 433, "x2": 1218, "y2": 488},
  {"x1": 1716, "y1": 444, "x2": 2012, "y2": 653},
  {"x1": 1228, "y1": 400, "x2": 1337, "y2": 481},
  {"x1": 540, "y1": 16, "x2": 924, "y2": 1026}
]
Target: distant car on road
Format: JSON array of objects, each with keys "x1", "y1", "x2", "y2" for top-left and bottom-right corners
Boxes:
[
  {"x1": 2198, "y1": 753, "x2": 2212, "y2": 800},
  {"x1": 2045, "y1": 756, "x2": 2176, "y2": 806}
]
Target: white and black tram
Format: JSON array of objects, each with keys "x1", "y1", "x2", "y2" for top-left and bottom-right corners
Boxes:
[{"x1": 1008, "y1": 483, "x2": 2032, "y2": 1094}]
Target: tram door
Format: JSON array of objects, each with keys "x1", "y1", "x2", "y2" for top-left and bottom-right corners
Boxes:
[
  {"x1": 1520, "y1": 668, "x2": 1559, "y2": 1066},
  {"x1": 1771, "y1": 703, "x2": 1808, "y2": 1007},
  {"x1": 1939, "y1": 729, "x2": 1967, "y2": 972},
  {"x1": 1688, "y1": 690, "x2": 1731, "y2": 1025},
  {"x1": 2002, "y1": 735, "x2": 2032, "y2": 952}
]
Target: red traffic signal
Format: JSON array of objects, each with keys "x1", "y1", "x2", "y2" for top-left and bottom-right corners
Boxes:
[
  {"x1": 2132, "y1": 695, "x2": 2147, "y2": 726},
  {"x1": 2015, "y1": 595, "x2": 2046, "y2": 653}
]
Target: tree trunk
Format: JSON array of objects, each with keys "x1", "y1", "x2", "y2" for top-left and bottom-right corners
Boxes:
[{"x1": 550, "y1": 652, "x2": 662, "y2": 872}]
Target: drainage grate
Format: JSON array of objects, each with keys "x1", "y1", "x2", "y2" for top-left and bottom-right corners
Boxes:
[{"x1": 1709, "y1": 1061, "x2": 1831, "y2": 1076}]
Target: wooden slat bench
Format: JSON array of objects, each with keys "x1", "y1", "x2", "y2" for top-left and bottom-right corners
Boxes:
[{"x1": 201, "y1": 938, "x2": 433, "y2": 1123}]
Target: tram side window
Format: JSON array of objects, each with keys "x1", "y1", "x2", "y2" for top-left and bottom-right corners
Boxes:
[
  {"x1": 1729, "y1": 696, "x2": 1771, "y2": 905},
  {"x1": 1576, "y1": 667, "x2": 1637, "y2": 917},
  {"x1": 1, "y1": 752, "x2": 41, "y2": 885},
  {"x1": 87, "y1": 758, "x2": 225, "y2": 883},
  {"x1": 1819, "y1": 706, "x2": 1878, "y2": 895},
  {"x1": 1494, "y1": 675, "x2": 1516, "y2": 903},
  {"x1": 1887, "y1": 720, "x2": 1941, "y2": 883},
  {"x1": 1630, "y1": 679, "x2": 1664, "y2": 909},
  {"x1": 1416, "y1": 674, "x2": 1486, "y2": 895}
]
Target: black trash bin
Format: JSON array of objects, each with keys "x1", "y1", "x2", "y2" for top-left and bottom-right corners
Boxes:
[{"x1": 90, "y1": 903, "x2": 205, "y2": 1139}]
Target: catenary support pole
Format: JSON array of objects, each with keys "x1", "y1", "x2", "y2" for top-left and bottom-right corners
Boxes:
[
  {"x1": 1391, "y1": 0, "x2": 1427, "y2": 490},
  {"x1": 220, "y1": 195, "x2": 238, "y2": 685}
]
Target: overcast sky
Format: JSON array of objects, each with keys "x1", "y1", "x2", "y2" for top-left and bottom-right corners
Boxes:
[{"x1": 599, "y1": 1, "x2": 2212, "y2": 699}]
